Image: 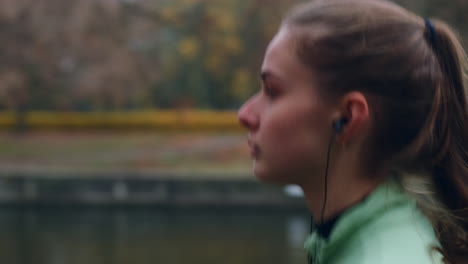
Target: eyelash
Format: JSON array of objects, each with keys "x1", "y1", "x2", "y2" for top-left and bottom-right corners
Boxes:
[{"x1": 263, "y1": 84, "x2": 277, "y2": 98}]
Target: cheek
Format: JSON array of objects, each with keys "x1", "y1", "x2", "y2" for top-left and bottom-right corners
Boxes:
[
  {"x1": 271, "y1": 124, "x2": 324, "y2": 170},
  {"x1": 257, "y1": 103, "x2": 330, "y2": 182},
  {"x1": 264, "y1": 102, "x2": 328, "y2": 150}
]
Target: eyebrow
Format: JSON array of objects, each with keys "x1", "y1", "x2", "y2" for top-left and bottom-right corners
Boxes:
[
  {"x1": 260, "y1": 71, "x2": 278, "y2": 82},
  {"x1": 260, "y1": 71, "x2": 269, "y2": 82}
]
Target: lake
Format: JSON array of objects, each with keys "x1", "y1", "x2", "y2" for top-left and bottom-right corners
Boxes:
[{"x1": 0, "y1": 208, "x2": 309, "y2": 264}]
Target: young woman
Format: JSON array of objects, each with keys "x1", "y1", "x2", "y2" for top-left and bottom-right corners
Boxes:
[{"x1": 238, "y1": 0, "x2": 468, "y2": 263}]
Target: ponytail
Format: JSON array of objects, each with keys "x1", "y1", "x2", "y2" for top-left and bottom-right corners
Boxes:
[{"x1": 420, "y1": 19, "x2": 468, "y2": 263}]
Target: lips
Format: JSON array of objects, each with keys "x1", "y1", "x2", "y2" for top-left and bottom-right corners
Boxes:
[{"x1": 247, "y1": 138, "x2": 260, "y2": 159}]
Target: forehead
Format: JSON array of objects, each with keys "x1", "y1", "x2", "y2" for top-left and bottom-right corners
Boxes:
[{"x1": 261, "y1": 27, "x2": 313, "y2": 84}]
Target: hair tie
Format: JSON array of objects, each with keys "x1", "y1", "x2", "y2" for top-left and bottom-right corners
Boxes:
[{"x1": 425, "y1": 18, "x2": 436, "y2": 45}]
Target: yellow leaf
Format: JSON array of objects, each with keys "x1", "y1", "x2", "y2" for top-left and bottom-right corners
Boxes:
[
  {"x1": 224, "y1": 36, "x2": 242, "y2": 55},
  {"x1": 231, "y1": 69, "x2": 252, "y2": 100},
  {"x1": 160, "y1": 7, "x2": 178, "y2": 23},
  {"x1": 205, "y1": 54, "x2": 224, "y2": 75},
  {"x1": 178, "y1": 37, "x2": 199, "y2": 59}
]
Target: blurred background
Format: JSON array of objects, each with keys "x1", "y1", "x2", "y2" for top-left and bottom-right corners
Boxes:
[{"x1": 0, "y1": 0, "x2": 466, "y2": 263}]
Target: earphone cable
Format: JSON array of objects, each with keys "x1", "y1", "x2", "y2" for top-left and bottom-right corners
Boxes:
[
  {"x1": 308, "y1": 132, "x2": 336, "y2": 264},
  {"x1": 321, "y1": 133, "x2": 335, "y2": 224}
]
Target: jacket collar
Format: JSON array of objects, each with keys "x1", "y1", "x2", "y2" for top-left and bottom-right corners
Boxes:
[{"x1": 305, "y1": 177, "x2": 413, "y2": 264}]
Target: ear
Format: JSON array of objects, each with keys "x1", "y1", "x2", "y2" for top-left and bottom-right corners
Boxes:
[{"x1": 337, "y1": 91, "x2": 370, "y2": 144}]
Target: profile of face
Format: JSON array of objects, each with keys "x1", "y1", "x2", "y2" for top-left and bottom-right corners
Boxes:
[{"x1": 238, "y1": 27, "x2": 337, "y2": 186}]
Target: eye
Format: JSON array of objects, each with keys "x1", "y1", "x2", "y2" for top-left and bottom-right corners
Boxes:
[{"x1": 263, "y1": 83, "x2": 278, "y2": 98}]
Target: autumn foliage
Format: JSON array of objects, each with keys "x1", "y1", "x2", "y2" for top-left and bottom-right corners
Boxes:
[{"x1": 0, "y1": 0, "x2": 465, "y2": 115}]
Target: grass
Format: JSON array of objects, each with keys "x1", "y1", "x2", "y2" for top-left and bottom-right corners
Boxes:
[{"x1": 0, "y1": 131, "x2": 252, "y2": 179}]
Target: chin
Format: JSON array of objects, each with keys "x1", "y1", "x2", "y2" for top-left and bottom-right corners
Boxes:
[{"x1": 253, "y1": 162, "x2": 292, "y2": 184}]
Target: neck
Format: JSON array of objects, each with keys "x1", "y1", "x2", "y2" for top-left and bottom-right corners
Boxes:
[{"x1": 300, "y1": 161, "x2": 386, "y2": 224}]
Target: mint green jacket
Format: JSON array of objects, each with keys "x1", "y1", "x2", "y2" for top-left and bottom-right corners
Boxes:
[{"x1": 304, "y1": 179, "x2": 443, "y2": 264}]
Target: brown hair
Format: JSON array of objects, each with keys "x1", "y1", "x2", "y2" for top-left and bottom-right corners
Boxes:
[{"x1": 283, "y1": 0, "x2": 468, "y2": 262}]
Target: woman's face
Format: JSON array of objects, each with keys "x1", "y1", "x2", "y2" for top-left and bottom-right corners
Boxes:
[{"x1": 238, "y1": 27, "x2": 336, "y2": 185}]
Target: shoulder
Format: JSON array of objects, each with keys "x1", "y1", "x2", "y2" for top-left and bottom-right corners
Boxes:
[
  {"x1": 338, "y1": 204, "x2": 443, "y2": 264},
  {"x1": 316, "y1": 179, "x2": 445, "y2": 264}
]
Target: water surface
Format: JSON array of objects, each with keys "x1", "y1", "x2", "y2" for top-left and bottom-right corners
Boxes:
[{"x1": 0, "y1": 208, "x2": 309, "y2": 264}]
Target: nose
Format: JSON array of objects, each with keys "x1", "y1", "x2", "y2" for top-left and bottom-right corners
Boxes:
[{"x1": 238, "y1": 94, "x2": 260, "y2": 131}]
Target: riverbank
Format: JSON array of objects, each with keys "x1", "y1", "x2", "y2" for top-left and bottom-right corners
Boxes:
[
  {"x1": 0, "y1": 131, "x2": 249, "y2": 174},
  {"x1": 0, "y1": 132, "x2": 305, "y2": 208},
  {"x1": 0, "y1": 171, "x2": 305, "y2": 209}
]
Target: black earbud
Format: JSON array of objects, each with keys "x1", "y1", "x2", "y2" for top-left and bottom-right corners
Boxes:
[{"x1": 332, "y1": 117, "x2": 349, "y2": 133}]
